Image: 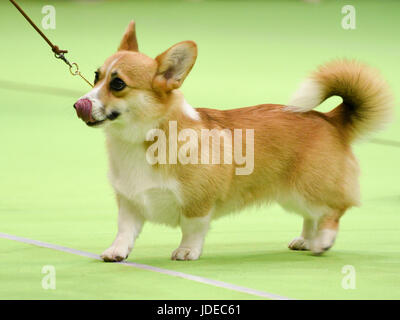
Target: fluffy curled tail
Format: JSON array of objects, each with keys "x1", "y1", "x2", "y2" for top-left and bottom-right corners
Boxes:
[{"x1": 288, "y1": 59, "x2": 394, "y2": 142}]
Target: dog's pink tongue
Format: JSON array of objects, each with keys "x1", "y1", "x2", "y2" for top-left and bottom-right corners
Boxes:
[{"x1": 74, "y1": 99, "x2": 93, "y2": 123}]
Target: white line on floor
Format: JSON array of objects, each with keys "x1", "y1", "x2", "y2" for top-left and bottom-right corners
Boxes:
[{"x1": 0, "y1": 232, "x2": 293, "y2": 300}]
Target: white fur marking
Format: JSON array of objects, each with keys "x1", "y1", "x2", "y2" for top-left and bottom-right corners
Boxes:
[
  {"x1": 80, "y1": 57, "x2": 123, "y2": 121},
  {"x1": 182, "y1": 99, "x2": 200, "y2": 121},
  {"x1": 311, "y1": 229, "x2": 338, "y2": 254},
  {"x1": 107, "y1": 137, "x2": 183, "y2": 227},
  {"x1": 287, "y1": 78, "x2": 324, "y2": 112}
]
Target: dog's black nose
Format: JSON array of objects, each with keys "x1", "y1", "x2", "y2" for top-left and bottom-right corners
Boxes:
[
  {"x1": 107, "y1": 111, "x2": 120, "y2": 121},
  {"x1": 73, "y1": 103, "x2": 76, "y2": 109}
]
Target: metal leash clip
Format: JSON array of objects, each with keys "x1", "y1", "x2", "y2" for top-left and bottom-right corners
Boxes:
[
  {"x1": 54, "y1": 52, "x2": 93, "y2": 88},
  {"x1": 69, "y1": 62, "x2": 94, "y2": 88}
]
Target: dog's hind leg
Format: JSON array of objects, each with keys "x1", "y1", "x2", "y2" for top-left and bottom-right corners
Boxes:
[
  {"x1": 288, "y1": 217, "x2": 317, "y2": 251},
  {"x1": 310, "y1": 208, "x2": 346, "y2": 255}
]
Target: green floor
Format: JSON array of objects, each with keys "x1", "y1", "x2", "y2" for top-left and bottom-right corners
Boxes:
[{"x1": 0, "y1": 0, "x2": 399, "y2": 299}]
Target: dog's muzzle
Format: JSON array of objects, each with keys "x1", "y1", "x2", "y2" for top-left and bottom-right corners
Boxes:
[{"x1": 73, "y1": 98, "x2": 94, "y2": 123}]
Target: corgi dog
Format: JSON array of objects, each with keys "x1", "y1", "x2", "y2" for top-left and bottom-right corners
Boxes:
[{"x1": 73, "y1": 21, "x2": 393, "y2": 262}]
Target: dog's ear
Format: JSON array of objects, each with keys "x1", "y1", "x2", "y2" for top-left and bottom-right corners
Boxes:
[
  {"x1": 153, "y1": 41, "x2": 197, "y2": 92},
  {"x1": 118, "y1": 21, "x2": 139, "y2": 52}
]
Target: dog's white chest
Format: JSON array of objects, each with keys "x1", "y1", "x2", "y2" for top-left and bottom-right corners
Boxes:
[{"x1": 107, "y1": 139, "x2": 182, "y2": 226}]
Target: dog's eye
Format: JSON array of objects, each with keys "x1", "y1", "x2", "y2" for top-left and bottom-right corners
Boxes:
[
  {"x1": 110, "y1": 77, "x2": 126, "y2": 91},
  {"x1": 94, "y1": 71, "x2": 100, "y2": 84}
]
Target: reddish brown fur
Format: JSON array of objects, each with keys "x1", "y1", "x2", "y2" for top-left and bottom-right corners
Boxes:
[{"x1": 149, "y1": 103, "x2": 360, "y2": 221}]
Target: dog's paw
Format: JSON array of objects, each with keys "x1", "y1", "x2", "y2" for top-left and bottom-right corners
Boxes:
[
  {"x1": 101, "y1": 246, "x2": 129, "y2": 262},
  {"x1": 288, "y1": 236, "x2": 310, "y2": 251},
  {"x1": 310, "y1": 229, "x2": 337, "y2": 255},
  {"x1": 171, "y1": 247, "x2": 201, "y2": 261}
]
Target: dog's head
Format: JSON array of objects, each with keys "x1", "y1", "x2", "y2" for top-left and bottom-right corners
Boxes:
[{"x1": 73, "y1": 21, "x2": 197, "y2": 128}]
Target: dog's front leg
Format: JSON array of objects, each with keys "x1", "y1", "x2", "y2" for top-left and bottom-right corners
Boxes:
[
  {"x1": 101, "y1": 196, "x2": 144, "y2": 262},
  {"x1": 171, "y1": 213, "x2": 211, "y2": 261}
]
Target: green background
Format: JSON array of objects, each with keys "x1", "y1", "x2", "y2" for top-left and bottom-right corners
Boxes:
[{"x1": 0, "y1": 0, "x2": 399, "y2": 299}]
